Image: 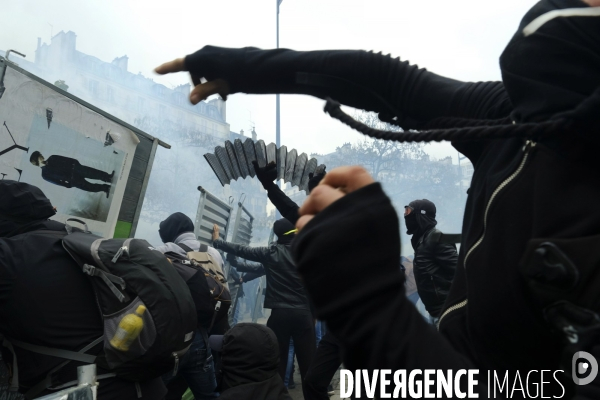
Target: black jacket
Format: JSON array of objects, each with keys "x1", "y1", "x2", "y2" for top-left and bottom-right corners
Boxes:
[
  {"x1": 412, "y1": 227, "x2": 458, "y2": 318},
  {"x1": 186, "y1": 1, "x2": 600, "y2": 397},
  {"x1": 40, "y1": 155, "x2": 81, "y2": 188},
  {"x1": 0, "y1": 181, "x2": 166, "y2": 399},
  {"x1": 212, "y1": 239, "x2": 310, "y2": 311}
]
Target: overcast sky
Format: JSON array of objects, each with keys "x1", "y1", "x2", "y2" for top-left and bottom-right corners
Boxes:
[{"x1": 2, "y1": 0, "x2": 537, "y2": 161}]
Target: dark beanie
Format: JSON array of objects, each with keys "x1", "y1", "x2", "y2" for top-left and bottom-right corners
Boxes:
[
  {"x1": 273, "y1": 218, "x2": 295, "y2": 244},
  {"x1": 159, "y1": 212, "x2": 195, "y2": 243}
]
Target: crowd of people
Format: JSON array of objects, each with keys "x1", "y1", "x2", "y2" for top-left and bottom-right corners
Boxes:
[{"x1": 2, "y1": 0, "x2": 600, "y2": 398}]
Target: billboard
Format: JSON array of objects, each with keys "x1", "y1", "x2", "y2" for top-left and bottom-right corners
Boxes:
[{"x1": 0, "y1": 56, "x2": 168, "y2": 237}]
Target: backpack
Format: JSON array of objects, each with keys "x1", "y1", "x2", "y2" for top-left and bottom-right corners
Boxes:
[
  {"x1": 1, "y1": 220, "x2": 197, "y2": 398},
  {"x1": 178, "y1": 243, "x2": 229, "y2": 290},
  {"x1": 164, "y1": 251, "x2": 231, "y2": 332},
  {"x1": 58, "y1": 224, "x2": 197, "y2": 382}
]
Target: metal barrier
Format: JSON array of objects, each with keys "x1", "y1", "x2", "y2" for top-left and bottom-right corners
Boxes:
[{"x1": 35, "y1": 365, "x2": 97, "y2": 400}]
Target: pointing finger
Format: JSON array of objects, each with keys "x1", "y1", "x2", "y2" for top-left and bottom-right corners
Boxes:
[{"x1": 154, "y1": 58, "x2": 187, "y2": 75}]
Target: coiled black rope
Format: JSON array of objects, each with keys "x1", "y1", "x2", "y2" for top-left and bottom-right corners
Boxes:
[{"x1": 323, "y1": 98, "x2": 571, "y2": 143}]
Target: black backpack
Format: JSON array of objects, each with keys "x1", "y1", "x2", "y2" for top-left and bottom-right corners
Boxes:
[
  {"x1": 1, "y1": 220, "x2": 197, "y2": 398},
  {"x1": 164, "y1": 245, "x2": 231, "y2": 332},
  {"x1": 57, "y1": 224, "x2": 198, "y2": 382}
]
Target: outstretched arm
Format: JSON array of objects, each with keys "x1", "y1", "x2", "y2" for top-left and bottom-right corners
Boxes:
[
  {"x1": 156, "y1": 47, "x2": 512, "y2": 129},
  {"x1": 212, "y1": 224, "x2": 272, "y2": 264}
]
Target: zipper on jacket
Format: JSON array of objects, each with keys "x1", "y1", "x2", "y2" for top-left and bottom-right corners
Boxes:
[{"x1": 437, "y1": 140, "x2": 536, "y2": 329}]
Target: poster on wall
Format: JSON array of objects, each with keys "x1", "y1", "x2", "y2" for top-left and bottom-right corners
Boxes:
[{"x1": 0, "y1": 64, "x2": 139, "y2": 237}]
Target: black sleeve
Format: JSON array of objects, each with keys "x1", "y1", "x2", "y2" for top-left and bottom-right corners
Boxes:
[
  {"x1": 229, "y1": 256, "x2": 266, "y2": 274},
  {"x1": 212, "y1": 239, "x2": 272, "y2": 264},
  {"x1": 186, "y1": 46, "x2": 512, "y2": 128},
  {"x1": 263, "y1": 182, "x2": 300, "y2": 224},
  {"x1": 292, "y1": 183, "x2": 476, "y2": 373},
  {"x1": 242, "y1": 271, "x2": 264, "y2": 283}
]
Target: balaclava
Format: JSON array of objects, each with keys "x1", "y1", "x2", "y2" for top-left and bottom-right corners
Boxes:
[
  {"x1": 404, "y1": 199, "x2": 437, "y2": 238},
  {"x1": 499, "y1": 0, "x2": 600, "y2": 124},
  {"x1": 273, "y1": 218, "x2": 296, "y2": 245}
]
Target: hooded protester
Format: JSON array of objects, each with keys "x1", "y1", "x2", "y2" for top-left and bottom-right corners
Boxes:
[
  {"x1": 156, "y1": 1, "x2": 600, "y2": 396},
  {"x1": 0, "y1": 180, "x2": 166, "y2": 399},
  {"x1": 211, "y1": 219, "x2": 315, "y2": 398},
  {"x1": 208, "y1": 324, "x2": 291, "y2": 400},
  {"x1": 155, "y1": 212, "x2": 224, "y2": 272},
  {"x1": 404, "y1": 199, "x2": 458, "y2": 321}
]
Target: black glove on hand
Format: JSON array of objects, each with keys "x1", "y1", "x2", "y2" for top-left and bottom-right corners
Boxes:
[
  {"x1": 253, "y1": 160, "x2": 277, "y2": 189},
  {"x1": 308, "y1": 167, "x2": 327, "y2": 193}
]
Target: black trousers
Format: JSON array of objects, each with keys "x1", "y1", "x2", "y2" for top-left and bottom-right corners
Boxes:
[
  {"x1": 72, "y1": 165, "x2": 111, "y2": 193},
  {"x1": 267, "y1": 308, "x2": 316, "y2": 397},
  {"x1": 304, "y1": 331, "x2": 342, "y2": 400}
]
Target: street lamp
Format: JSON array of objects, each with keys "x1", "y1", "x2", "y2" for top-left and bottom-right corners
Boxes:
[
  {"x1": 275, "y1": 0, "x2": 283, "y2": 220},
  {"x1": 276, "y1": 0, "x2": 282, "y2": 151}
]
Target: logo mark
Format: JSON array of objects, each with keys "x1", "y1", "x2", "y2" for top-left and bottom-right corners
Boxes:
[{"x1": 572, "y1": 351, "x2": 598, "y2": 385}]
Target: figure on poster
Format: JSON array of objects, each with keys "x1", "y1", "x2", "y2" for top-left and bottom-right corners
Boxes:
[{"x1": 29, "y1": 151, "x2": 114, "y2": 197}]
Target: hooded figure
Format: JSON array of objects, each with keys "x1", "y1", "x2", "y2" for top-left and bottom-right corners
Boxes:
[
  {"x1": 209, "y1": 323, "x2": 291, "y2": 400},
  {"x1": 0, "y1": 181, "x2": 167, "y2": 399},
  {"x1": 155, "y1": 212, "x2": 224, "y2": 271},
  {"x1": 212, "y1": 219, "x2": 315, "y2": 397},
  {"x1": 404, "y1": 199, "x2": 458, "y2": 320}
]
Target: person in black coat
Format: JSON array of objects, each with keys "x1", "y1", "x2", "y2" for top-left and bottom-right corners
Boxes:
[
  {"x1": 211, "y1": 219, "x2": 315, "y2": 398},
  {"x1": 29, "y1": 151, "x2": 113, "y2": 196},
  {"x1": 404, "y1": 199, "x2": 458, "y2": 322},
  {"x1": 208, "y1": 323, "x2": 291, "y2": 400},
  {"x1": 0, "y1": 180, "x2": 166, "y2": 399},
  {"x1": 155, "y1": 1, "x2": 600, "y2": 396}
]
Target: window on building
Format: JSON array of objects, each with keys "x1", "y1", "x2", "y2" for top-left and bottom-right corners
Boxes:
[
  {"x1": 107, "y1": 86, "x2": 115, "y2": 103},
  {"x1": 89, "y1": 80, "x2": 99, "y2": 96},
  {"x1": 138, "y1": 97, "x2": 145, "y2": 112}
]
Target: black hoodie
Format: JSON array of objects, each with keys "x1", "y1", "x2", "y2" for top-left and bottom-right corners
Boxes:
[
  {"x1": 0, "y1": 181, "x2": 166, "y2": 399},
  {"x1": 158, "y1": 212, "x2": 195, "y2": 243},
  {"x1": 183, "y1": 1, "x2": 600, "y2": 396},
  {"x1": 218, "y1": 323, "x2": 291, "y2": 400}
]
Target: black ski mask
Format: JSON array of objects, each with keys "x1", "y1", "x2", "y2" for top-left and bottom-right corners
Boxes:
[
  {"x1": 404, "y1": 199, "x2": 437, "y2": 237},
  {"x1": 404, "y1": 212, "x2": 419, "y2": 235}
]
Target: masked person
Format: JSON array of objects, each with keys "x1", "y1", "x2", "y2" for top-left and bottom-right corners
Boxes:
[
  {"x1": 0, "y1": 181, "x2": 167, "y2": 399},
  {"x1": 404, "y1": 199, "x2": 457, "y2": 324},
  {"x1": 156, "y1": 1, "x2": 600, "y2": 396},
  {"x1": 211, "y1": 220, "x2": 316, "y2": 399}
]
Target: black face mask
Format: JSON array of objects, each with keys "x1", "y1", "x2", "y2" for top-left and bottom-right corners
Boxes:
[{"x1": 404, "y1": 212, "x2": 419, "y2": 235}]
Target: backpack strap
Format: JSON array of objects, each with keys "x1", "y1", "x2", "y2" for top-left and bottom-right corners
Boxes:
[
  {"x1": 2, "y1": 335, "x2": 103, "y2": 399},
  {"x1": 9, "y1": 337, "x2": 98, "y2": 364},
  {"x1": 177, "y1": 243, "x2": 194, "y2": 253}
]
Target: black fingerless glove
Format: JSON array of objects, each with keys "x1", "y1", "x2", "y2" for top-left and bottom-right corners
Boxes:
[{"x1": 253, "y1": 160, "x2": 277, "y2": 189}]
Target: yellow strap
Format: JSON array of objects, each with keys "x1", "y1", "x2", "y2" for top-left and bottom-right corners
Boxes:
[{"x1": 283, "y1": 229, "x2": 298, "y2": 235}]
